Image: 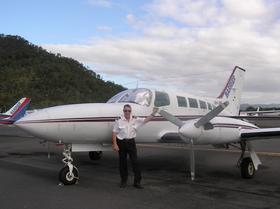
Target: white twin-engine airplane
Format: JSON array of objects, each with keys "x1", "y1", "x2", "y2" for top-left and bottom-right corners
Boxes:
[{"x1": 15, "y1": 66, "x2": 280, "y2": 185}]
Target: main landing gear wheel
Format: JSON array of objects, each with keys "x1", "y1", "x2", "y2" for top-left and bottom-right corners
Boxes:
[
  {"x1": 89, "y1": 151, "x2": 103, "y2": 160},
  {"x1": 240, "y1": 157, "x2": 255, "y2": 179},
  {"x1": 59, "y1": 166, "x2": 79, "y2": 185}
]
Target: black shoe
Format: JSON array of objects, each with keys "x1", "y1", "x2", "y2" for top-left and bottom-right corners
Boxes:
[
  {"x1": 133, "y1": 183, "x2": 143, "y2": 189},
  {"x1": 120, "y1": 182, "x2": 127, "y2": 188}
]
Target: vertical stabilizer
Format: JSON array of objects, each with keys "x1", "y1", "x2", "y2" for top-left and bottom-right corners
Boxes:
[
  {"x1": 9, "y1": 98, "x2": 31, "y2": 121},
  {"x1": 0, "y1": 98, "x2": 31, "y2": 124},
  {"x1": 217, "y1": 66, "x2": 245, "y2": 116},
  {"x1": 4, "y1": 98, "x2": 27, "y2": 115}
]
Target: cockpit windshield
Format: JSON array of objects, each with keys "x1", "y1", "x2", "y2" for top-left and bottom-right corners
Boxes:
[{"x1": 107, "y1": 88, "x2": 152, "y2": 106}]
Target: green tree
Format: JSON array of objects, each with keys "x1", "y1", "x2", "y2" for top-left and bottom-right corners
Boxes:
[{"x1": 0, "y1": 34, "x2": 125, "y2": 109}]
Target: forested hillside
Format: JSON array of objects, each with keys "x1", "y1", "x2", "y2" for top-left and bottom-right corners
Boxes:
[{"x1": 0, "y1": 34, "x2": 125, "y2": 110}]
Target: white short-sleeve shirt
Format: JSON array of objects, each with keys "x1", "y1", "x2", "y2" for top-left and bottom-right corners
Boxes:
[{"x1": 113, "y1": 115, "x2": 145, "y2": 140}]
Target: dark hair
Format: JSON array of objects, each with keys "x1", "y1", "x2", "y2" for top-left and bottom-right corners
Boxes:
[{"x1": 123, "y1": 104, "x2": 132, "y2": 109}]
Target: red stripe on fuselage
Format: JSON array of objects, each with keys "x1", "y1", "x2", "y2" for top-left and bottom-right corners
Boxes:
[
  {"x1": 0, "y1": 121, "x2": 13, "y2": 125},
  {"x1": 0, "y1": 115, "x2": 10, "y2": 118}
]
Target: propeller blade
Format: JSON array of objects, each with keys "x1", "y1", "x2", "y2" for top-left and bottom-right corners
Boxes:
[
  {"x1": 194, "y1": 101, "x2": 229, "y2": 128},
  {"x1": 159, "y1": 110, "x2": 184, "y2": 128}
]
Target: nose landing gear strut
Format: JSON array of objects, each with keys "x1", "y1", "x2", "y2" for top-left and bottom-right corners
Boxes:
[{"x1": 59, "y1": 144, "x2": 79, "y2": 185}]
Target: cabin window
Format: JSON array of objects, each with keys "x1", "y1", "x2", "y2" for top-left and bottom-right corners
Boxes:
[
  {"x1": 207, "y1": 102, "x2": 213, "y2": 110},
  {"x1": 188, "y1": 98, "x2": 198, "y2": 108},
  {"x1": 154, "y1": 91, "x2": 170, "y2": 107},
  {"x1": 177, "y1": 96, "x2": 187, "y2": 107},
  {"x1": 199, "y1": 100, "x2": 207, "y2": 109}
]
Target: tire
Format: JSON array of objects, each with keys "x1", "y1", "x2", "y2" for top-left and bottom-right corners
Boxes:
[
  {"x1": 59, "y1": 166, "x2": 79, "y2": 185},
  {"x1": 89, "y1": 151, "x2": 103, "y2": 160},
  {"x1": 240, "y1": 157, "x2": 255, "y2": 179}
]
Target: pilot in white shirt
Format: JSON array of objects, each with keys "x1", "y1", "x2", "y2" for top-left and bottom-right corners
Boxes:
[
  {"x1": 112, "y1": 104, "x2": 158, "y2": 189},
  {"x1": 113, "y1": 115, "x2": 145, "y2": 139}
]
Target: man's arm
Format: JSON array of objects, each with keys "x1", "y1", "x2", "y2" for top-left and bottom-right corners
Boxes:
[
  {"x1": 112, "y1": 120, "x2": 120, "y2": 152},
  {"x1": 144, "y1": 107, "x2": 159, "y2": 124},
  {"x1": 112, "y1": 132, "x2": 119, "y2": 152}
]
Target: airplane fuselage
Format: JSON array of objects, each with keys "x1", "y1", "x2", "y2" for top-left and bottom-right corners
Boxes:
[{"x1": 15, "y1": 89, "x2": 257, "y2": 146}]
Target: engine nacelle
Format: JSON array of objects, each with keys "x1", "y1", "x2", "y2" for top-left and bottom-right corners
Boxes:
[
  {"x1": 178, "y1": 117, "x2": 257, "y2": 145},
  {"x1": 179, "y1": 120, "x2": 201, "y2": 139}
]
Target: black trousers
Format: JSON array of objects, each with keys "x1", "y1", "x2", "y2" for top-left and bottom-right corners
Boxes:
[{"x1": 117, "y1": 138, "x2": 141, "y2": 184}]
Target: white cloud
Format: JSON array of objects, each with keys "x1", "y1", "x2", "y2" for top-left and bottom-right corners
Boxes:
[
  {"x1": 44, "y1": 0, "x2": 280, "y2": 104},
  {"x1": 223, "y1": 0, "x2": 269, "y2": 19},
  {"x1": 146, "y1": 0, "x2": 221, "y2": 26}
]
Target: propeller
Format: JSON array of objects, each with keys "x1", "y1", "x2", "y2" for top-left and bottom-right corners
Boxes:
[
  {"x1": 158, "y1": 101, "x2": 229, "y2": 180},
  {"x1": 194, "y1": 101, "x2": 229, "y2": 128},
  {"x1": 158, "y1": 109, "x2": 184, "y2": 128}
]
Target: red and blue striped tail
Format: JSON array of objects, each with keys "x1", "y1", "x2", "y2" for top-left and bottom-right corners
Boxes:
[{"x1": 0, "y1": 98, "x2": 31, "y2": 124}]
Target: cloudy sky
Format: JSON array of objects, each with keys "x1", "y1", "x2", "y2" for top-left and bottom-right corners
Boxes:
[{"x1": 2, "y1": 0, "x2": 280, "y2": 104}]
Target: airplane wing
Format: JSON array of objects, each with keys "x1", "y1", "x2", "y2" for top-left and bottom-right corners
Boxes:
[
  {"x1": 231, "y1": 115, "x2": 280, "y2": 128},
  {"x1": 241, "y1": 128, "x2": 280, "y2": 141},
  {"x1": 159, "y1": 128, "x2": 280, "y2": 145}
]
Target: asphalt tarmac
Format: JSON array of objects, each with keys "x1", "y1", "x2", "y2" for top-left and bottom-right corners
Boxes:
[{"x1": 0, "y1": 126, "x2": 280, "y2": 209}]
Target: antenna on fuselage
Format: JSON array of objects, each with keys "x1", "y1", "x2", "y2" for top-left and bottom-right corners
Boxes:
[{"x1": 122, "y1": 80, "x2": 140, "y2": 89}]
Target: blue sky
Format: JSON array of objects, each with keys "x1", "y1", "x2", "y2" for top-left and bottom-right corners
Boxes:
[
  {"x1": 1, "y1": 0, "x2": 280, "y2": 103},
  {"x1": 0, "y1": 0, "x2": 145, "y2": 44}
]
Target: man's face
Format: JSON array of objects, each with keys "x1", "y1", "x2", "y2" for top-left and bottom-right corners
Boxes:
[{"x1": 123, "y1": 107, "x2": 131, "y2": 119}]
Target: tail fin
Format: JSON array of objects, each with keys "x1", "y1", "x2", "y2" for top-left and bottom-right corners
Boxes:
[
  {"x1": 9, "y1": 97, "x2": 31, "y2": 121},
  {"x1": 4, "y1": 98, "x2": 28, "y2": 115},
  {"x1": 1, "y1": 98, "x2": 31, "y2": 123},
  {"x1": 217, "y1": 66, "x2": 245, "y2": 116}
]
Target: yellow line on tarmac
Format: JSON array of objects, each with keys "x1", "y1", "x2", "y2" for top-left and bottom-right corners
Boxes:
[{"x1": 138, "y1": 144, "x2": 280, "y2": 157}]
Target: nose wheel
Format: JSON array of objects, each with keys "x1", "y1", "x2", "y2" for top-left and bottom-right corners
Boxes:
[
  {"x1": 59, "y1": 144, "x2": 79, "y2": 185},
  {"x1": 59, "y1": 166, "x2": 79, "y2": 185}
]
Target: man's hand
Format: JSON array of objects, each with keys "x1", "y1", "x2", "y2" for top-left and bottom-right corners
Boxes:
[
  {"x1": 113, "y1": 143, "x2": 119, "y2": 152},
  {"x1": 112, "y1": 132, "x2": 119, "y2": 152},
  {"x1": 152, "y1": 107, "x2": 159, "y2": 115},
  {"x1": 144, "y1": 107, "x2": 159, "y2": 124}
]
